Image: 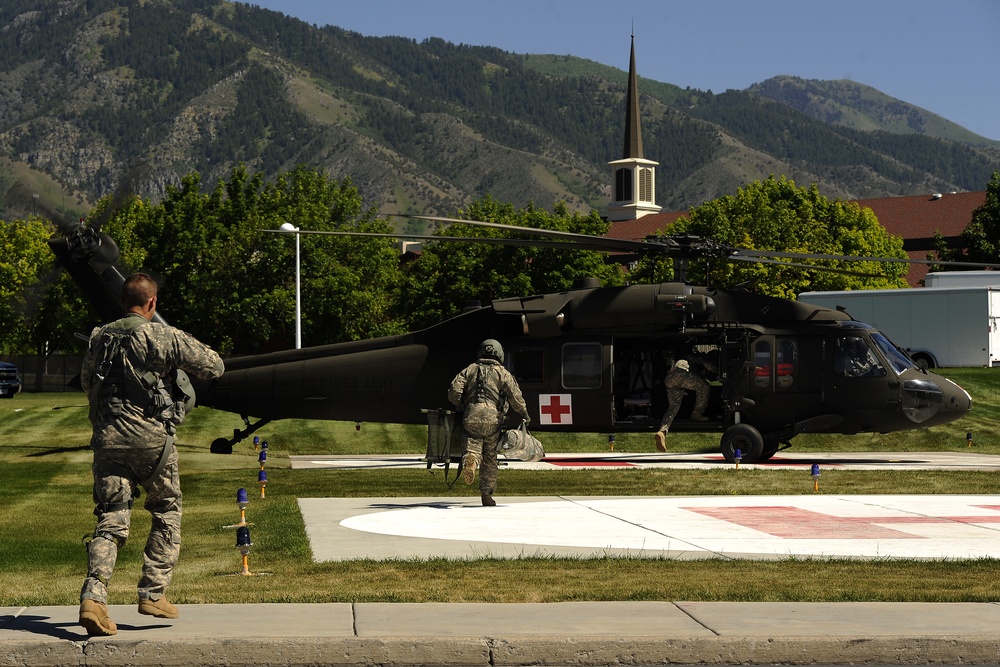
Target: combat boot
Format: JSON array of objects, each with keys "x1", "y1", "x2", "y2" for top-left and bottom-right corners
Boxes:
[
  {"x1": 460, "y1": 454, "x2": 477, "y2": 485},
  {"x1": 79, "y1": 599, "x2": 117, "y2": 636},
  {"x1": 654, "y1": 430, "x2": 667, "y2": 452},
  {"x1": 138, "y1": 596, "x2": 179, "y2": 619},
  {"x1": 481, "y1": 493, "x2": 496, "y2": 507},
  {"x1": 690, "y1": 413, "x2": 710, "y2": 422}
]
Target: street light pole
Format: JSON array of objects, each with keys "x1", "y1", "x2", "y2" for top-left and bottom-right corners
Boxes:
[{"x1": 279, "y1": 222, "x2": 301, "y2": 349}]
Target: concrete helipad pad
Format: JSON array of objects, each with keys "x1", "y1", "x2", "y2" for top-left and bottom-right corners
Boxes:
[{"x1": 299, "y1": 494, "x2": 1000, "y2": 562}]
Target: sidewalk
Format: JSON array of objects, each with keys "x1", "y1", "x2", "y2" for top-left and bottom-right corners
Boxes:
[{"x1": 3, "y1": 601, "x2": 1000, "y2": 665}]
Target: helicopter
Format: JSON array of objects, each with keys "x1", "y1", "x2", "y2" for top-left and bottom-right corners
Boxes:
[{"x1": 48, "y1": 212, "x2": 989, "y2": 464}]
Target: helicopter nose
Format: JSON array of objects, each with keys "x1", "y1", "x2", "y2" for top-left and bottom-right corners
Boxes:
[
  {"x1": 900, "y1": 378, "x2": 943, "y2": 423},
  {"x1": 902, "y1": 375, "x2": 970, "y2": 425}
]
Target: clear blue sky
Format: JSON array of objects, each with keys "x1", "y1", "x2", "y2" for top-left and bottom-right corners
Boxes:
[{"x1": 249, "y1": 0, "x2": 1000, "y2": 142}]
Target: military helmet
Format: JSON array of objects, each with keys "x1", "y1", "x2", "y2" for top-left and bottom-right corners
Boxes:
[{"x1": 479, "y1": 339, "x2": 504, "y2": 363}]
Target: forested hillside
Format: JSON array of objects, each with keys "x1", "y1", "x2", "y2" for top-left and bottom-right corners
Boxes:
[{"x1": 0, "y1": 0, "x2": 997, "y2": 224}]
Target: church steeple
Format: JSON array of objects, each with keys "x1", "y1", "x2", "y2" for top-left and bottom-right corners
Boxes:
[
  {"x1": 607, "y1": 34, "x2": 660, "y2": 222},
  {"x1": 622, "y1": 35, "x2": 643, "y2": 160}
]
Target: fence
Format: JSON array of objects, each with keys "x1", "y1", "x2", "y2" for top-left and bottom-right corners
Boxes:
[{"x1": 0, "y1": 355, "x2": 83, "y2": 393}]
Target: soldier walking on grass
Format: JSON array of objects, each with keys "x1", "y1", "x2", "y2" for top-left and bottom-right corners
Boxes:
[
  {"x1": 78, "y1": 273, "x2": 224, "y2": 637},
  {"x1": 448, "y1": 339, "x2": 529, "y2": 506}
]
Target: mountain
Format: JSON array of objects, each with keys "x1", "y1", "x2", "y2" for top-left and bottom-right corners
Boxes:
[
  {"x1": 0, "y1": 0, "x2": 997, "y2": 225},
  {"x1": 747, "y1": 75, "x2": 995, "y2": 146}
]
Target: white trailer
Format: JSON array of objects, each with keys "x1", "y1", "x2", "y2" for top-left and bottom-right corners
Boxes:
[
  {"x1": 924, "y1": 271, "x2": 1000, "y2": 288},
  {"x1": 798, "y1": 286, "x2": 1000, "y2": 368}
]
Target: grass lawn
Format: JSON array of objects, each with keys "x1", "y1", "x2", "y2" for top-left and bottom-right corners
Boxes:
[{"x1": 1, "y1": 366, "x2": 998, "y2": 606}]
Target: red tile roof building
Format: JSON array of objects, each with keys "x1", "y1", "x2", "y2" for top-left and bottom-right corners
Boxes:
[{"x1": 606, "y1": 192, "x2": 985, "y2": 287}]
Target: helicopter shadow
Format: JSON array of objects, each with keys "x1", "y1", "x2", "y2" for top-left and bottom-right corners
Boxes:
[{"x1": 366, "y1": 501, "x2": 470, "y2": 510}]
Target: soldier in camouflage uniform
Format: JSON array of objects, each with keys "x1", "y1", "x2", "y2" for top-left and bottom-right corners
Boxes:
[
  {"x1": 78, "y1": 274, "x2": 224, "y2": 637},
  {"x1": 654, "y1": 354, "x2": 711, "y2": 452},
  {"x1": 448, "y1": 339, "x2": 529, "y2": 506}
]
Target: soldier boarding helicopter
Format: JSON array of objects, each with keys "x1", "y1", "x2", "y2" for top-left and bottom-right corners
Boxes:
[{"x1": 50, "y1": 214, "x2": 986, "y2": 463}]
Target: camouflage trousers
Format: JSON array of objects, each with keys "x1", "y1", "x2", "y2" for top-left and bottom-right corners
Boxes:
[
  {"x1": 461, "y1": 403, "x2": 502, "y2": 496},
  {"x1": 461, "y1": 432, "x2": 500, "y2": 496},
  {"x1": 658, "y1": 370, "x2": 710, "y2": 433},
  {"x1": 80, "y1": 443, "x2": 181, "y2": 604}
]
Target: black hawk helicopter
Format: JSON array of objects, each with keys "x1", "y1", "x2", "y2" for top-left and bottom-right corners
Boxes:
[{"x1": 50, "y1": 214, "x2": 985, "y2": 463}]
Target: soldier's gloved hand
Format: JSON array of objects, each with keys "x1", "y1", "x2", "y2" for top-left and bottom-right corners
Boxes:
[{"x1": 522, "y1": 415, "x2": 531, "y2": 425}]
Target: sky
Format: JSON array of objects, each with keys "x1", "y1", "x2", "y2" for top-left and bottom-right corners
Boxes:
[{"x1": 248, "y1": 0, "x2": 1000, "y2": 142}]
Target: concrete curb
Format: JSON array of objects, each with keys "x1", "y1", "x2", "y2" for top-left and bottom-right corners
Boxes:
[
  {"x1": 4, "y1": 602, "x2": 1000, "y2": 666},
  {"x1": 4, "y1": 635, "x2": 1000, "y2": 666}
]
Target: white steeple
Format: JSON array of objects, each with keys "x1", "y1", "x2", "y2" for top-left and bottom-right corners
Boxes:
[{"x1": 606, "y1": 35, "x2": 661, "y2": 221}]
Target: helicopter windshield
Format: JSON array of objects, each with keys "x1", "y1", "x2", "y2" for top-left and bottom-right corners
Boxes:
[
  {"x1": 870, "y1": 332, "x2": 916, "y2": 375},
  {"x1": 833, "y1": 334, "x2": 885, "y2": 378}
]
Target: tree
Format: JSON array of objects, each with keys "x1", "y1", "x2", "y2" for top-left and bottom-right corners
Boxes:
[
  {"x1": 936, "y1": 170, "x2": 1000, "y2": 266},
  {"x1": 100, "y1": 165, "x2": 404, "y2": 353},
  {"x1": 0, "y1": 217, "x2": 66, "y2": 354},
  {"x1": 636, "y1": 176, "x2": 909, "y2": 299},
  {"x1": 396, "y1": 197, "x2": 625, "y2": 330}
]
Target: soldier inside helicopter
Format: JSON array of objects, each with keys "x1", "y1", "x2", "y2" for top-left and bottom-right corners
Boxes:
[{"x1": 834, "y1": 335, "x2": 886, "y2": 378}]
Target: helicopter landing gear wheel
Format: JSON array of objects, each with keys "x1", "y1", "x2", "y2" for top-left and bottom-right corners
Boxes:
[{"x1": 720, "y1": 424, "x2": 764, "y2": 463}]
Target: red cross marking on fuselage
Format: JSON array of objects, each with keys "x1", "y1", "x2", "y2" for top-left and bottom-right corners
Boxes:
[{"x1": 541, "y1": 395, "x2": 572, "y2": 424}]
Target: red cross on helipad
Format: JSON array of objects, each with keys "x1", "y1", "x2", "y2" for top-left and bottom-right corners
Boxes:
[
  {"x1": 539, "y1": 394, "x2": 572, "y2": 425},
  {"x1": 686, "y1": 506, "x2": 1000, "y2": 539}
]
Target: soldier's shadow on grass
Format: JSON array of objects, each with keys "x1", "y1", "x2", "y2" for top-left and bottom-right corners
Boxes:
[{"x1": 25, "y1": 445, "x2": 90, "y2": 457}]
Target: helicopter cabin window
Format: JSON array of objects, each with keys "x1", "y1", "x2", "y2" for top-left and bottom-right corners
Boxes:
[
  {"x1": 562, "y1": 342, "x2": 603, "y2": 389},
  {"x1": 776, "y1": 339, "x2": 797, "y2": 391},
  {"x1": 509, "y1": 348, "x2": 545, "y2": 385},
  {"x1": 834, "y1": 335, "x2": 886, "y2": 378},
  {"x1": 753, "y1": 340, "x2": 771, "y2": 389}
]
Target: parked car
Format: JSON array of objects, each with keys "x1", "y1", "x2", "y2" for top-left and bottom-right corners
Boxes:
[{"x1": 0, "y1": 362, "x2": 23, "y2": 397}]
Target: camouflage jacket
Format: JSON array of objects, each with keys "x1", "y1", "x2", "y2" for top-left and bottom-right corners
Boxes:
[
  {"x1": 81, "y1": 313, "x2": 224, "y2": 452},
  {"x1": 447, "y1": 358, "x2": 528, "y2": 420}
]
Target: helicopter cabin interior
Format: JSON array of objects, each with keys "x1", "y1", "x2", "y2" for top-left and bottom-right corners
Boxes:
[{"x1": 499, "y1": 325, "x2": 883, "y2": 434}]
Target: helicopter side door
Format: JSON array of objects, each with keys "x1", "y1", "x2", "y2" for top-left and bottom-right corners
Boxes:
[
  {"x1": 824, "y1": 331, "x2": 896, "y2": 432},
  {"x1": 746, "y1": 335, "x2": 824, "y2": 435},
  {"x1": 508, "y1": 340, "x2": 613, "y2": 431}
]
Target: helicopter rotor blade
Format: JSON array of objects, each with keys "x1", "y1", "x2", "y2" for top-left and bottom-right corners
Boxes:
[
  {"x1": 284, "y1": 214, "x2": 1000, "y2": 275},
  {"x1": 395, "y1": 214, "x2": 658, "y2": 253},
  {"x1": 261, "y1": 228, "x2": 623, "y2": 252},
  {"x1": 727, "y1": 255, "x2": 888, "y2": 278},
  {"x1": 734, "y1": 247, "x2": 1000, "y2": 270}
]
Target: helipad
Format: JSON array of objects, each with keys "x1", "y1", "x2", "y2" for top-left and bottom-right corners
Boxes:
[{"x1": 299, "y1": 494, "x2": 1000, "y2": 562}]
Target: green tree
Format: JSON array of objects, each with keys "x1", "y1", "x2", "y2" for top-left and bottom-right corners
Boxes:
[
  {"x1": 100, "y1": 165, "x2": 404, "y2": 353},
  {"x1": 0, "y1": 217, "x2": 63, "y2": 354},
  {"x1": 937, "y1": 170, "x2": 1000, "y2": 265},
  {"x1": 636, "y1": 176, "x2": 908, "y2": 298},
  {"x1": 397, "y1": 197, "x2": 624, "y2": 330}
]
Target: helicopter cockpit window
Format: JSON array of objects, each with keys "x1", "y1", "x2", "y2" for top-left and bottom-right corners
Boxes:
[
  {"x1": 870, "y1": 332, "x2": 916, "y2": 375},
  {"x1": 834, "y1": 335, "x2": 886, "y2": 378},
  {"x1": 562, "y1": 342, "x2": 603, "y2": 389}
]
